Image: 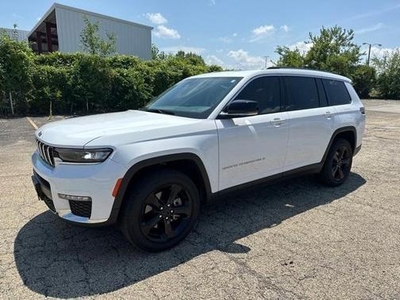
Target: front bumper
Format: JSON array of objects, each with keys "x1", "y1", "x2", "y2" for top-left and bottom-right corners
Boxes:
[
  {"x1": 31, "y1": 151, "x2": 127, "y2": 225},
  {"x1": 32, "y1": 170, "x2": 56, "y2": 212},
  {"x1": 354, "y1": 144, "x2": 362, "y2": 156}
]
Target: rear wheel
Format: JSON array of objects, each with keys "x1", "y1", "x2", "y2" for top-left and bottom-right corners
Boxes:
[
  {"x1": 319, "y1": 138, "x2": 353, "y2": 187},
  {"x1": 120, "y1": 169, "x2": 200, "y2": 252}
]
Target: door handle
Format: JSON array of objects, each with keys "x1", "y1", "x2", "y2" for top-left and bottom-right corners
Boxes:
[{"x1": 270, "y1": 118, "x2": 284, "y2": 127}]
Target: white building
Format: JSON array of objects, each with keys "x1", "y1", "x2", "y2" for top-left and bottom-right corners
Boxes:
[
  {"x1": 27, "y1": 3, "x2": 152, "y2": 59},
  {"x1": 0, "y1": 28, "x2": 30, "y2": 42}
]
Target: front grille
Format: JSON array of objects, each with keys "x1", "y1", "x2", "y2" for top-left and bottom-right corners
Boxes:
[
  {"x1": 69, "y1": 200, "x2": 92, "y2": 218},
  {"x1": 36, "y1": 139, "x2": 55, "y2": 167}
]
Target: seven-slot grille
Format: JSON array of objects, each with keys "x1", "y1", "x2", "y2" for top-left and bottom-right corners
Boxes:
[{"x1": 36, "y1": 139, "x2": 55, "y2": 166}]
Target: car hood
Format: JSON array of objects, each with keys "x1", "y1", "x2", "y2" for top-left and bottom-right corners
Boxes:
[{"x1": 35, "y1": 110, "x2": 211, "y2": 148}]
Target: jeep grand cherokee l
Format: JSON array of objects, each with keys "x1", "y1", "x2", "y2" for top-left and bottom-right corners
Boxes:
[{"x1": 32, "y1": 68, "x2": 365, "y2": 251}]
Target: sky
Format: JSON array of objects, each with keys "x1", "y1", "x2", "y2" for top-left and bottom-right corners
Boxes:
[{"x1": 1, "y1": 0, "x2": 399, "y2": 69}]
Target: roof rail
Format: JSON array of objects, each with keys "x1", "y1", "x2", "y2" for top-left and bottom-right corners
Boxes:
[
  {"x1": 266, "y1": 67, "x2": 346, "y2": 79},
  {"x1": 267, "y1": 66, "x2": 314, "y2": 70}
]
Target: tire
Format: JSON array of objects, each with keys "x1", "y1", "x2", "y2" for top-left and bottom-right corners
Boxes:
[
  {"x1": 120, "y1": 169, "x2": 200, "y2": 252},
  {"x1": 319, "y1": 138, "x2": 353, "y2": 187}
]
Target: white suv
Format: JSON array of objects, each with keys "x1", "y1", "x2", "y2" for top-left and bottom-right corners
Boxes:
[{"x1": 32, "y1": 68, "x2": 365, "y2": 251}]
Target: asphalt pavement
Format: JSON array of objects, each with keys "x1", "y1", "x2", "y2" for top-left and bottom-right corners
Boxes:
[{"x1": 1, "y1": 100, "x2": 400, "y2": 299}]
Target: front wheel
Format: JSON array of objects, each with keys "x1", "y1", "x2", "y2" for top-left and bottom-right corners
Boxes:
[
  {"x1": 120, "y1": 169, "x2": 200, "y2": 252},
  {"x1": 319, "y1": 138, "x2": 353, "y2": 187}
]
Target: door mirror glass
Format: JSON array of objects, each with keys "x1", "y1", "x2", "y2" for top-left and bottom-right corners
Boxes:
[{"x1": 220, "y1": 99, "x2": 259, "y2": 118}]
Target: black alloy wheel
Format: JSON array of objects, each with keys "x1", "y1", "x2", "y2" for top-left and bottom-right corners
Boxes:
[
  {"x1": 120, "y1": 169, "x2": 200, "y2": 252},
  {"x1": 140, "y1": 184, "x2": 193, "y2": 243},
  {"x1": 319, "y1": 138, "x2": 353, "y2": 187},
  {"x1": 331, "y1": 145, "x2": 351, "y2": 181}
]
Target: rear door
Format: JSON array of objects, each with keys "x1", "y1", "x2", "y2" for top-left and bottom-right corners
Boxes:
[{"x1": 283, "y1": 76, "x2": 335, "y2": 171}]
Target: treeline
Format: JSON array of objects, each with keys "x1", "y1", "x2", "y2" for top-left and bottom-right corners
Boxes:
[
  {"x1": 2, "y1": 25, "x2": 400, "y2": 116},
  {"x1": 0, "y1": 33, "x2": 222, "y2": 116}
]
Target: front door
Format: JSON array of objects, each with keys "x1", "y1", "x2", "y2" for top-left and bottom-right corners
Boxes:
[{"x1": 215, "y1": 76, "x2": 289, "y2": 191}]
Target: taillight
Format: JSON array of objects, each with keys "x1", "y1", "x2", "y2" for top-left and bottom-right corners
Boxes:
[{"x1": 360, "y1": 107, "x2": 365, "y2": 115}]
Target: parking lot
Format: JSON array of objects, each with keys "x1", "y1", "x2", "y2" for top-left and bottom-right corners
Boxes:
[{"x1": 1, "y1": 100, "x2": 400, "y2": 299}]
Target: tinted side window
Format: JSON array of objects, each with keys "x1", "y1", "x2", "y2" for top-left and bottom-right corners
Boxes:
[
  {"x1": 235, "y1": 76, "x2": 281, "y2": 114},
  {"x1": 322, "y1": 79, "x2": 351, "y2": 106},
  {"x1": 283, "y1": 77, "x2": 319, "y2": 111}
]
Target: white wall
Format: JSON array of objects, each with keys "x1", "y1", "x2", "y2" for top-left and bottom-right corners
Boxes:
[
  {"x1": 55, "y1": 6, "x2": 152, "y2": 59},
  {"x1": 1, "y1": 28, "x2": 30, "y2": 42}
]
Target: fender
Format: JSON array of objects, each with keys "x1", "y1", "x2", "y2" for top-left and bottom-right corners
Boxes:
[
  {"x1": 320, "y1": 126, "x2": 357, "y2": 168},
  {"x1": 106, "y1": 153, "x2": 212, "y2": 225}
]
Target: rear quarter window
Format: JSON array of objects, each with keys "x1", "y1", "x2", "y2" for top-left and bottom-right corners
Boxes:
[{"x1": 323, "y1": 79, "x2": 352, "y2": 106}]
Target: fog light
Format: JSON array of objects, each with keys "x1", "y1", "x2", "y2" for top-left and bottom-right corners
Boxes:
[{"x1": 58, "y1": 193, "x2": 92, "y2": 202}]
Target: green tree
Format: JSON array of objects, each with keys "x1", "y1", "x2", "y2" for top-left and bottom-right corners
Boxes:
[
  {"x1": 275, "y1": 26, "x2": 379, "y2": 97},
  {"x1": 275, "y1": 26, "x2": 362, "y2": 77},
  {"x1": 0, "y1": 36, "x2": 224, "y2": 116},
  {"x1": 151, "y1": 44, "x2": 169, "y2": 60},
  {"x1": 68, "y1": 54, "x2": 113, "y2": 112},
  {"x1": 0, "y1": 32, "x2": 34, "y2": 114},
  {"x1": 151, "y1": 44, "x2": 160, "y2": 60},
  {"x1": 275, "y1": 46, "x2": 305, "y2": 67},
  {"x1": 372, "y1": 49, "x2": 400, "y2": 99},
  {"x1": 352, "y1": 65, "x2": 376, "y2": 98},
  {"x1": 306, "y1": 26, "x2": 361, "y2": 75},
  {"x1": 175, "y1": 51, "x2": 206, "y2": 66},
  {"x1": 80, "y1": 16, "x2": 117, "y2": 56},
  {"x1": 30, "y1": 65, "x2": 70, "y2": 115},
  {"x1": 207, "y1": 64, "x2": 224, "y2": 72},
  {"x1": 110, "y1": 66, "x2": 153, "y2": 110}
]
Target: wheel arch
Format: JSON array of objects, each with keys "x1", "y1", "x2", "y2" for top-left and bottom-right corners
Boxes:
[
  {"x1": 108, "y1": 153, "x2": 212, "y2": 224},
  {"x1": 321, "y1": 126, "x2": 357, "y2": 166}
]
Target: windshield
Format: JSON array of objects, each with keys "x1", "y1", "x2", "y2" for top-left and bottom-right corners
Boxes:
[{"x1": 143, "y1": 77, "x2": 243, "y2": 119}]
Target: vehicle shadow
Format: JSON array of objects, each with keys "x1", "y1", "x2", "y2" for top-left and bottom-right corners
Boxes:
[{"x1": 14, "y1": 173, "x2": 366, "y2": 298}]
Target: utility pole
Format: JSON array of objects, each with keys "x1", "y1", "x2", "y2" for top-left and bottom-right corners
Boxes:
[
  {"x1": 12, "y1": 24, "x2": 18, "y2": 41},
  {"x1": 9, "y1": 92, "x2": 14, "y2": 115},
  {"x1": 263, "y1": 56, "x2": 269, "y2": 69},
  {"x1": 363, "y1": 43, "x2": 382, "y2": 66}
]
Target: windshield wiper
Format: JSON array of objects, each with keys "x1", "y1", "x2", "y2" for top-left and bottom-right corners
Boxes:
[{"x1": 144, "y1": 108, "x2": 176, "y2": 115}]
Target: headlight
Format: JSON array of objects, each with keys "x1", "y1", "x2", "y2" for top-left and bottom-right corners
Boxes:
[{"x1": 54, "y1": 148, "x2": 112, "y2": 163}]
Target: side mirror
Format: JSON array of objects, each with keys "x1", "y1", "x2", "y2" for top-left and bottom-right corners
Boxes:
[{"x1": 219, "y1": 99, "x2": 259, "y2": 118}]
